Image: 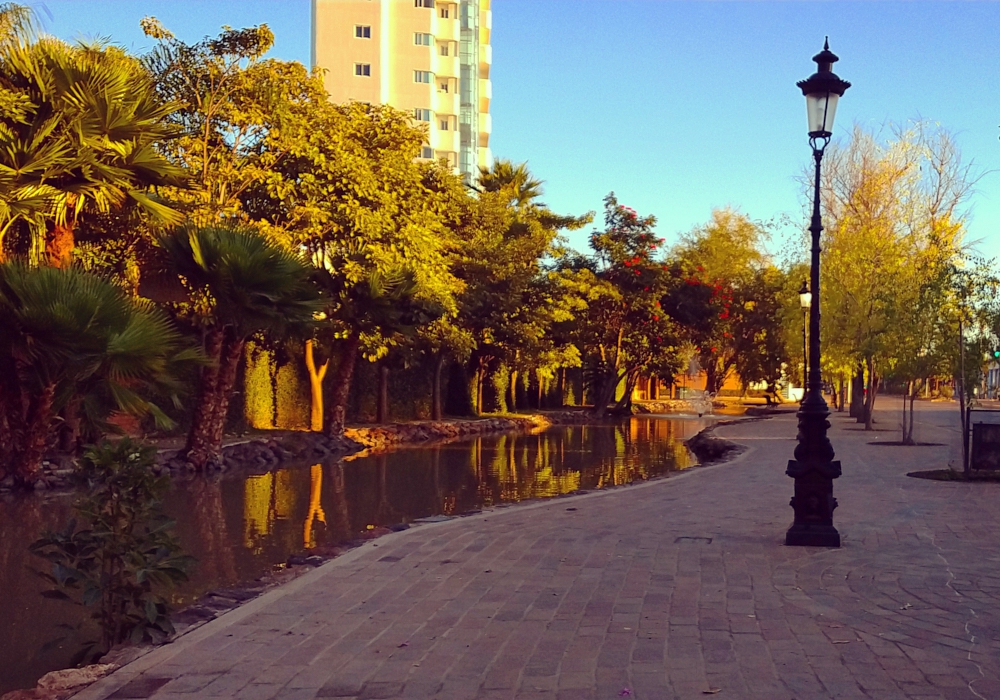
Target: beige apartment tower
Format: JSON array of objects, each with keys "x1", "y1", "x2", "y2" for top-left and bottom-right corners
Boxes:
[{"x1": 312, "y1": 0, "x2": 492, "y2": 181}]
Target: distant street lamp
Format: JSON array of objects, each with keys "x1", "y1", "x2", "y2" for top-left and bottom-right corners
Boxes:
[
  {"x1": 799, "y1": 280, "x2": 811, "y2": 398},
  {"x1": 785, "y1": 38, "x2": 850, "y2": 548}
]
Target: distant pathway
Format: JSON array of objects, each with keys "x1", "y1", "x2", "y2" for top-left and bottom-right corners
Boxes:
[{"x1": 74, "y1": 403, "x2": 1000, "y2": 700}]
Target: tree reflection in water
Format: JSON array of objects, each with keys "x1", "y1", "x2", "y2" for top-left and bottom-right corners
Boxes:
[
  {"x1": 192, "y1": 478, "x2": 237, "y2": 584},
  {"x1": 303, "y1": 465, "x2": 326, "y2": 549},
  {"x1": 0, "y1": 417, "x2": 709, "y2": 696}
]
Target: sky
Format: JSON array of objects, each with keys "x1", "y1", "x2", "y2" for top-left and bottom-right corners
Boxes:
[{"x1": 34, "y1": 0, "x2": 1000, "y2": 260}]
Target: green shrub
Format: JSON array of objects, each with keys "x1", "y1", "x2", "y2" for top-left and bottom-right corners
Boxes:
[{"x1": 31, "y1": 439, "x2": 193, "y2": 662}]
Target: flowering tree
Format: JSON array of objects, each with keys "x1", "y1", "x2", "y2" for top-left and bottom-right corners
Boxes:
[
  {"x1": 666, "y1": 209, "x2": 775, "y2": 393},
  {"x1": 568, "y1": 193, "x2": 682, "y2": 416}
]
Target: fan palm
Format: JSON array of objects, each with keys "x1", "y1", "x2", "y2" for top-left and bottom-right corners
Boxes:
[
  {"x1": 0, "y1": 263, "x2": 196, "y2": 485},
  {"x1": 0, "y1": 24, "x2": 185, "y2": 265},
  {"x1": 477, "y1": 159, "x2": 544, "y2": 210},
  {"x1": 161, "y1": 224, "x2": 322, "y2": 470}
]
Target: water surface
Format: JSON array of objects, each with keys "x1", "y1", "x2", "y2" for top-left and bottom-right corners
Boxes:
[{"x1": 0, "y1": 416, "x2": 711, "y2": 692}]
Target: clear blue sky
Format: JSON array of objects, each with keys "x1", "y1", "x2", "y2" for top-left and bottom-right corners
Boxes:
[{"x1": 35, "y1": 0, "x2": 1000, "y2": 260}]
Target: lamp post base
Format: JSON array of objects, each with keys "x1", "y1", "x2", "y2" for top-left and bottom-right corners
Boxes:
[
  {"x1": 785, "y1": 522, "x2": 841, "y2": 547},
  {"x1": 785, "y1": 456, "x2": 842, "y2": 548}
]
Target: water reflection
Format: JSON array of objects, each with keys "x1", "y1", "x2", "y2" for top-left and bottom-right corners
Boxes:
[{"x1": 0, "y1": 416, "x2": 708, "y2": 694}]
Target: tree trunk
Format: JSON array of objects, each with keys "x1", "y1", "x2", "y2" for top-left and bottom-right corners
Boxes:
[
  {"x1": 58, "y1": 395, "x2": 82, "y2": 454},
  {"x1": 613, "y1": 371, "x2": 639, "y2": 414},
  {"x1": 17, "y1": 382, "x2": 57, "y2": 484},
  {"x1": 45, "y1": 221, "x2": 76, "y2": 269},
  {"x1": 838, "y1": 374, "x2": 846, "y2": 412},
  {"x1": 850, "y1": 365, "x2": 864, "y2": 420},
  {"x1": 432, "y1": 354, "x2": 445, "y2": 421},
  {"x1": 376, "y1": 364, "x2": 389, "y2": 423},
  {"x1": 208, "y1": 335, "x2": 247, "y2": 451},
  {"x1": 304, "y1": 340, "x2": 329, "y2": 432},
  {"x1": 508, "y1": 369, "x2": 518, "y2": 413},
  {"x1": 477, "y1": 360, "x2": 486, "y2": 415},
  {"x1": 325, "y1": 333, "x2": 360, "y2": 436},
  {"x1": 0, "y1": 389, "x2": 12, "y2": 480},
  {"x1": 537, "y1": 370, "x2": 545, "y2": 409},
  {"x1": 864, "y1": 357, "x2": 878, "y2": 431},
  {"x1": 704, "y1": 360, "x2": 718, "y2": 395},
  {"x1": 592, "y1": 370, "x2": 620, "y2": 418},
  {"x1": 901, "y1": 382, "x2": 911, "y2": 445},
  {"x1": 467, "y1": 361, "x2": 481, "y2": 416},
  {"x1": 185, "y1": 327, "x2": 226, "y2": 470}
]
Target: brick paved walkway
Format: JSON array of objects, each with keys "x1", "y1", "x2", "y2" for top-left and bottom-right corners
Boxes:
[{"x1": 75, "y1": 403, "x2": 1000, "y2": 700}]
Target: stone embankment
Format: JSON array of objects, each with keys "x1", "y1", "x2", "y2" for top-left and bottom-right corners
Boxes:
[
  {"x1": 6, "y1": 410, "x2": 607, "y2": 491},
  {"x1": 685, "y1": 423, "x2": 746, "y2": 463},
  {"x1": 344, "y1": 411, "x2": 597, "y2": 451},
  {"x1": 634, "y1": 399, "x2": 726, "y2": 413},
  {"x1": 156, "y1": 411, "x2": 597, "y2": 474}
]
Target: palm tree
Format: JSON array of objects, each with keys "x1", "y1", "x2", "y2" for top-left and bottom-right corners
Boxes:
[
  {"x1": 477, "y1": 160, "x2": 544, "y2": 210},
  {"x1": 0, "y1": 25, "x2": 185, "y2": 265},
  {"x1": 0, "y1": 3, "x2": 35, "y2": 50},
  {"x1": 0, "y1": 263, "x2": 195, "y2": 486},
  {"x1": 161, "y1": 224, "x2": 322, "y2": 470}
]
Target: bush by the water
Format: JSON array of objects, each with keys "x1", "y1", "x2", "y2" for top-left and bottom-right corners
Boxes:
[{"x1": 30, "y1": 439, "x2": 193, "y2": 663}]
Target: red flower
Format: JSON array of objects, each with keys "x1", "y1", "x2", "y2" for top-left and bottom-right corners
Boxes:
[
  {"x1": 710, "y1": 347, "x2": 717, "y2": 353},
  {"x1": 653, "y1": 315, "x2": 659, "y2": 321}
]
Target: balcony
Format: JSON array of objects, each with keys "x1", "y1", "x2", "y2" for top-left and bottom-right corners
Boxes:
[
  {"x1": 478, "y1": 146, "x2": 493, "y2": 170},
  {"x1": 433, "y1": 54, "x2": 460, "y2": 79},
  {"x1": 479, "y1": 78, "x2": 492, "y2": 101},
  {"x1": 431, "y1": 129, "x2": 461, "y2": 155},
  {"x1": 436, "y1": 20, "x2": 460, "y2": 43},
  {"x1": 478, "y1": 112, "x2": 491, "y2": 136},
  {"x1": 434, "y1": 90, "x2": 459, "y2": 115},
  {"x1": 479, "y1": 44, "x2": 491, "y2": 67},
  {"x1": 482, "y1": 9, "x2": 492, "y2": 30}
]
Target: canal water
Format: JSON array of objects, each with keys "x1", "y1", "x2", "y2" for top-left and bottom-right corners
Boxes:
[{"x1": 0, "y1": 415, "x2": 713, "y2": 693}]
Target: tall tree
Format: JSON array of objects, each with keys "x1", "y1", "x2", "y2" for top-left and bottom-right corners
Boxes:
[
  {"x1": 571, "y1": 193, "x2": 681, "y2": 416},
  {"x1": 161, "y1": 225, "x2": 321, "y2": 470},
  {"x1": 0, "y1": 264, "x2": 193, "y2": 485},
  {"x1": 818, "y1": 123, "x2": 979, "y2": 429},
  {"x1": 667, "y1": 208, "x2": 770, "y2": 393},
  {"x1": 452, "y1": 165, "x2": 589, "y2": 415},
  {"x1": 0, "y1": 24, "x2": 185, "y2": 265}
]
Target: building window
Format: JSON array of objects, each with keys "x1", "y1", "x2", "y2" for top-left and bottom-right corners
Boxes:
[
  {"x1": 354, "y1": 25, "x2": 371, "y2": 39},
  {"x1": 439, "y1": 6, "x2": 449, "y2": 18},
  {"x1": 415, "y1": 0, "x2": 434, "y2": 7},
  {"x1": 354, "y1": 63, "x2": 371, "y2": 77},
  {"x1": 439, "y1": 44, "x2": 449, "y2": 56},
  {"x1": 421, "y1": 146, "x2": 434, "y2": 158},
  {"x1": 414, "y1": 33, "x2": 432, "y2": 46},
  {"x1": 414, "y1": 70, "x2": 432, "y2": 83},
  {"x1": 414, "y1": 108, "x2": 432, "y2": 121},
  {"x1": 439, "y1": 81, "x2": 449, "y2": 93},
  {"x1": 440, "y1": 119, "x2": 449, "y2": 131}
]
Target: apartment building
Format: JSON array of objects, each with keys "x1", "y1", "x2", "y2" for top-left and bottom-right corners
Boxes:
[{"x1": 312, "y1": 0, "x2": 492, "y2": 182}]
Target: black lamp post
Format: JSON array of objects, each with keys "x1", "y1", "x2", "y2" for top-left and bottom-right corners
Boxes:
[
  {"x1": 785, "y1": 38, "x2": 850, "y2": 548},
  {"x1": 799, "y1": 280, "x2": 811, "y2": 398}
]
